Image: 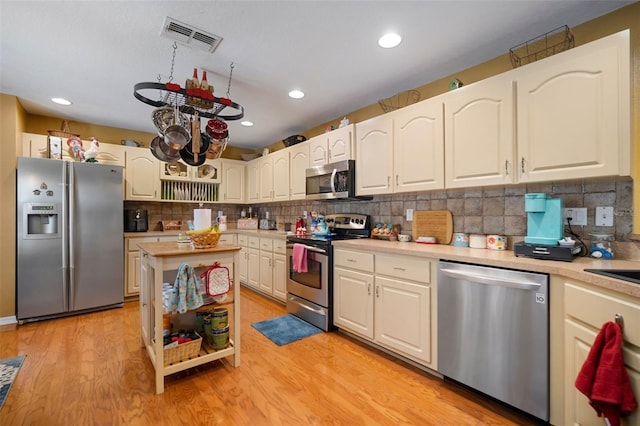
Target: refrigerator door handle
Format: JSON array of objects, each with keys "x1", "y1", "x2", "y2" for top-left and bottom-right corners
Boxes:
[{"x1": 67, "y1": 163, "x2": 75, "y2": 310}]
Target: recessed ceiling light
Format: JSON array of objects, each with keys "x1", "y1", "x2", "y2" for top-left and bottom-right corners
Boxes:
[
  {"x1": 288, "y1": 90, "x2": 305, "y2": 99},
  {"x1": 378, "y1": 33, "x2": 401, "y2": 48},
  {"x1": 241, "y1": 120, "x2": 254, "y2": 127},
  {"x1": 51, "y1": 97, "x2": 72, "y2": 106}
]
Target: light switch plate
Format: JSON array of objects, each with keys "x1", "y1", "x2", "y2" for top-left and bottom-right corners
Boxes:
[
  {"x1": 406, "y1": 209, "x2": 414, "y2": 221},
  {"x1": 595, "y1": 206, "x2": 614, "y2": 227}
]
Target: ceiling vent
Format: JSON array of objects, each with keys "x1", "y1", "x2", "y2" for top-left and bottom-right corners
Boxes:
[{"x1": 160, "y1": 16, "x2": 223, "y2": 54}]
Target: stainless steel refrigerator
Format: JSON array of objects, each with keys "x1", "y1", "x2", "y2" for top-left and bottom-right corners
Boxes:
[{"x1": 17, "y1": 157, "x2": 124, "y2": 322}]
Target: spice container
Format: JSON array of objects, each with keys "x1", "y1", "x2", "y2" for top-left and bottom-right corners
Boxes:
[{"x1": 589, "y1": 233, "x2": 614, "y2": 259}]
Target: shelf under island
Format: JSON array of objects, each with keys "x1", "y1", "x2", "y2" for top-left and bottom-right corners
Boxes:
[{"x1": 138, "y1": 241, "x2": 241, "y2": 394}]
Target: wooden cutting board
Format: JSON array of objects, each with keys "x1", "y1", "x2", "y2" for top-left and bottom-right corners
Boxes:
[{"x1": 412, "y1": 210, "x2": 453, "y2": 244}]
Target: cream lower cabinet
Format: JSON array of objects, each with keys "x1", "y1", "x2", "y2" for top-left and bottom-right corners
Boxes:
[
  {"x1": 257, "y1": 237, "x2": 287, "y2": 302},
  {"x1": 563, "y1": 279, "x2": 640, "y2": 426},
  {"x1": 334, "y1": 248, "x2": 436, "y2": 368},
  {"x1": 125, "y1": 235, "x2": 176, "y2": 297},
  {"x1": 246, "y1": 236, "x2": 260, "y2": 289},
  {"x1": 237, "y1": 234, "x2": 249, "y2": 285}
]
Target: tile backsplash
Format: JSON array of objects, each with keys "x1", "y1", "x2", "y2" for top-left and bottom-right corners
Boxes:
[{"x1": 125, "y1": 176, "x2": 638, "y2": 259}]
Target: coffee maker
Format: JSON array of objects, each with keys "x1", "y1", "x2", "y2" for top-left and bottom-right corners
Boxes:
[
  {"x1": 515, "y1": 193, "x2": 575, "y2": 261},
  {"x1": 124, "y1": 209, "x2": 148, "y2": 232}
]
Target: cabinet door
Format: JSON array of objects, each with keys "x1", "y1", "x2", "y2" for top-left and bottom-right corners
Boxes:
[
  {"x1": 309, "y1": 135, "x2": 328, "y2": 167},
  {"x1": 517, "y1": 32, "x2": 630, "y2": 182},
  {"x1": 126, "y1": 251, "x2": 141, "y2": 297},
  {"x1": 374, "y1": 276, "x2": 431, "y2": 363},
  {"x1": 125, "y1": 147, "x2": 160, "y2": 200},
  {"x1": 444, "y1": 75, "x2": 515, "y2": 188},
  {"x1": 193, "y1": 159, "x2": 221, "y2": 183},
  {"x1": 238, "y1": 247, "x2": 248, "y2": 285},
  {"x1": 272, "y1": 149, "x2": 290, "y2": 201},
  {"x1": 327, "y1": 125, "x2": 353, "y2": 163},
  {"x1": 247, "y1": 248, "x2": 260, "y2": 289},
  {"x1": 355, "y1": 115, "x2": 393, "y2": 196},
  {"x1": 273, "y1": 253, "x2": 287, "y2": 301},
  {"x1": 221, "y1": 160, "x2": 245, "y2": 203},
  {"x1": 333, "y1": 267, "x2": 374, "y2": 339},
  {"x1": 159, "y1": 160, "x2": 190, "y2": 181},
  {"x1": 289, "y1": 143, "x2": 309, "y2": 200},
  {"x1": 393, "y1": 99, "x2": 444, "y2": 192},
  {"x1": 22, "y1": 133, "x2": 49, "y2": 158},
  {"x1": 259, "y1": 156, "x2": 274, "y2": 202},
  {"x1": 259, "y1": 250, "x2": 273, "y2": 294},
  {"x1": 564, "y1": 319, "x2": 640, "y2": 426},
  {"x1": 96, "y1": 143, "x2": 126, "y2": 167},
  {"x1": 246, "y1": 159, "x2": 260, "y2": 202}
]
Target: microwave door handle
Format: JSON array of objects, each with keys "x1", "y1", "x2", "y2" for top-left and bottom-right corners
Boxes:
[{"x1": 330, "y1": 168, "x2": 337, "y2": 195}]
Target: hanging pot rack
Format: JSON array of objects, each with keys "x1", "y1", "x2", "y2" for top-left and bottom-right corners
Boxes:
[{"x1": 133, "y1": 81, "x2": 244, "y2": 120}]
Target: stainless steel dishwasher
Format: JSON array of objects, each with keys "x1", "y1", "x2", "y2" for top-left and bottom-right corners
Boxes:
[{"x1": 437, "y1": 260, "x2": 549, "y2": 421}]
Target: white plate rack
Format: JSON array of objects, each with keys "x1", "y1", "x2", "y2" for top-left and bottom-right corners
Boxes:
[{"x1": 161, "y1": 180, "x2": 218, "y2": 202}]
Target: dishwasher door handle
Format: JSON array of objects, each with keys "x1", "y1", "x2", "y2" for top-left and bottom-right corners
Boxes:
[{"x1": 439, "y1": 268, "x2": 542, "y2": 290}]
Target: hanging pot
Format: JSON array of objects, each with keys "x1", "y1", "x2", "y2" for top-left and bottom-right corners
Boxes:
[
  {"x1": 181, "y1": 132, "x2": 211, "y2": 166},
  {"x1": 152, "y1": 106, "x2": 189, "y2": 136},
  {"x1": 150, "y1": 136, "x2": 181, "y2": 162},
  {"x1": 206, "y1": 118, "x2": 228, "y2": 139},
  {"x1": 164, "y1": 104, "x2": 191, "y2": 147}
]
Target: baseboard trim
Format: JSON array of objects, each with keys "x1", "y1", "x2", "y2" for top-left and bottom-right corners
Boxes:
[{"x1": 0, "y1": 315, "x2": 18, "y2": 325}]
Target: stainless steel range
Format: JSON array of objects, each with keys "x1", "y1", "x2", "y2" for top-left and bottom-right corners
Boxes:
[{"x1": 286, "y1": 213, "x2": 370, "y2": 330}]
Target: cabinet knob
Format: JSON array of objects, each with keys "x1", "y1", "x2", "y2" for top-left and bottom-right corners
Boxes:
[
  {"x1": 521, "y1": 157, "x2": 526, "y2": 173},
  {"x1": 367, "y1": 283, "x2": 371, "y2": 295},
  {"x1": 505, "y1": 160, "x2": 509, "y2": 175},
  {"x1": 375, "y1": 285, "x2": 380, "y2": 298}
]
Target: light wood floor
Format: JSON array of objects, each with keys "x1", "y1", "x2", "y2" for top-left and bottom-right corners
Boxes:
[{"x1": 1, "y1": 287, "x2": 543, "y2": 425}]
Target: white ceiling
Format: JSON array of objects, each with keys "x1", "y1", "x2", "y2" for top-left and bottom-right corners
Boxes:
[{"x1": 0, "y1": 1, "x2": 633, "y2": 150}]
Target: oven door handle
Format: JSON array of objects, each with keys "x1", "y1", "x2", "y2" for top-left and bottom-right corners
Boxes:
[{"x1": 287, "y1": 243, "x2": 327, "y2": 254}]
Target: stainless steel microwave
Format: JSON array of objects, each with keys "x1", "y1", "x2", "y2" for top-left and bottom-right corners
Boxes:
[{"x1": 306, "y1": 159, "x2": 366, "y2": 201}]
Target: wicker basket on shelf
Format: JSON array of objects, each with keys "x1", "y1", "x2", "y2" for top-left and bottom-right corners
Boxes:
[
  {"x1": 47, "y1": 120, "x2": 80, "y2": 139},
  {"x1": 164, "y1": 333, "x2": 202, "y2": 366},
  {"x1": 188, "y1": 230, "x2": 222, "y2": 249}
]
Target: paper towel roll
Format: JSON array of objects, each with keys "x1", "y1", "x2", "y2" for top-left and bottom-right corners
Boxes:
[{"x1": 194, "y1": 209, "x2": 212, "y2": 230}]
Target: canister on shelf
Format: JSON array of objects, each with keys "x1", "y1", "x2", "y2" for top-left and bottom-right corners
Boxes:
[
  {"x1": 589, "y1": 233, "x2": 614, "y2": 259},
  {"x1": 487, "y1": 235, "x2": 507, "y2": 251},
  {"x1": 469, "y1": 234, "x2": 487, "y2": 249},
  {"x1": 452, "y1": 233, "x2": 470, "y2": 247}
]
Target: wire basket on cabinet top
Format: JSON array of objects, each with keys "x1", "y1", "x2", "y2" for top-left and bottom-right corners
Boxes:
[
  {"x1": 509, "y1": 25, "x2": 575, "y2": 68},
  {"x1": 378, "y1": 89, "x2": 421, "y2": 113}
]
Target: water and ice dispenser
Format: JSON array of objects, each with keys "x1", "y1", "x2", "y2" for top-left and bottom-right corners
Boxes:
[{"x1": 23, "y1": 203, "x2": 60, "y2": 239}]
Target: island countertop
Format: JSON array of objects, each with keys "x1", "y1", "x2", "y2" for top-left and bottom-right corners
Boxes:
[{"x1": 137, "y1": 241, "x2": 241, "y2": 257}]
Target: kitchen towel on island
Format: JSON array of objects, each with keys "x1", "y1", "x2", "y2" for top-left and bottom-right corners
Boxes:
[
  {"x1": 575, "y1": 321, "x2": 637, "y2": 426},
  {"x1": 292, "y1": 243, "x2": 307, "y2": 273},
  {"x1": 170, "y1": 263, "x2": 204, "y2": 314}
]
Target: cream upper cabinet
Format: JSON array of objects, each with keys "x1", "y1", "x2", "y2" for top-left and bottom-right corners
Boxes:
[
  {"x1": 355, "y1": 115, "x2": 393, "y2": 196},
  {"x1": 392, "y1": 97, "x2": 445, "y2": 192},
  {"x1": 308, "y1": 125, "x2": 354, "y2": 167},
  {"x1": 22, "y1": 133, "x2": 126, "y2": 166},
  {"x1": 516, "y1": 30, "x2": 631, "y2": 183},
  {"x1": 289, "y1": 143, "x2": 309, "y2": 200},
  {"x1": 444, "y1": 74, "x2": 515, "y2": 188},
  {"x1": 272, "y1": 149, "x2": 290, "y2": 202},
  {"x1": 563, "y1": 279, "x2": 639, "y2": 426},
  {"x1": 159, "y1": 158, "x2": 221, "y2": 184},
  {"x1": 125, "y1": 147, "x2": 159, "y2": 201},
  {"x1": 220, "y1": 159, "x2": 245, "y2": 203},
  {"x1": 258, "y1": 156, "x2": 274, "y2": 202},
  {"x1": 245, "y1": 158, "x2": 260, "y2": 203}
]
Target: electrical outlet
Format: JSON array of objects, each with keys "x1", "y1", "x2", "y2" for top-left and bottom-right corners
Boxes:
[
  {"x1": 406, "y1": 209, "x2": 414, "y2": 221},
  {"x1": 595, "y1": 206, "x2": 614, "y2": 227},
  {"x1": 563, "y1": 208, "x2": 587, "y2": 226}
]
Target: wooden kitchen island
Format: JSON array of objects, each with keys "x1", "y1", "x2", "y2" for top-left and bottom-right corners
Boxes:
[{"x1": 137, "y1": 241, "x2": 241, "y2": 394}]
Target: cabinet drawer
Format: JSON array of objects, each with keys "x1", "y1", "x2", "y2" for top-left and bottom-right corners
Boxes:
[
  {"x1": 260, "y1": 238, "x2": 273, "y2": 251},
  {"x1": 247, "y1": 236, "x2": 260, "y2": 249},
  {"x1": 376, "y1": 254, "x2": 431, "y2": 284},
  {"x1": 237, "y1": 234, "x2": 248, "y2": 246},
  {"x1": 334, "y1": 249, "x2": 374, "y2": 273},
  {"x1": 565, "y1": 282, "x2": 640, "y2": 347},
  {"x1": 219, "y1": 233, "x2": 236, "y2": 245},
  {"x1": 127, "y1": 237, "x2": 158, "y2": 252},
  {"x1": 273, "y1": 239, "x2": 286, "y2": 254},
  {"x1": 156, "y1": 235, "x2": 177, "y2": 243}
]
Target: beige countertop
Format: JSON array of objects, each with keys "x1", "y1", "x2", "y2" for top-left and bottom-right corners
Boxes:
[
  {"x1": 125, "y1": 229, "x2": 289, "y2": 239},
  {"x1": 332, "y1": 239, "x2": 640, "y2": 299},
  {"x1": 137, "y1": 241, "x2": 241, "y2": 257}
]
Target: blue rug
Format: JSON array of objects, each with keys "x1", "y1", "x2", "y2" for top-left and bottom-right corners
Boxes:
[
  {"x1": 0, "y1": 355, "x2": 25, "y2": 410},
  {"x1": 251, "y1": 314, "x2": 322, "y2": 346}
]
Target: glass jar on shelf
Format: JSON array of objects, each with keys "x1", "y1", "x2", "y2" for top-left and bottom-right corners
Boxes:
[{"x1": 589, "y1": 233, "x2": 614, "y2": 259}]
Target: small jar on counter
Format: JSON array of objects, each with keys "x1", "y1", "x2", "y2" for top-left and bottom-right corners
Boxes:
[{"x1": 589, "y1": 233, "x2": 614, "y2": 259}]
